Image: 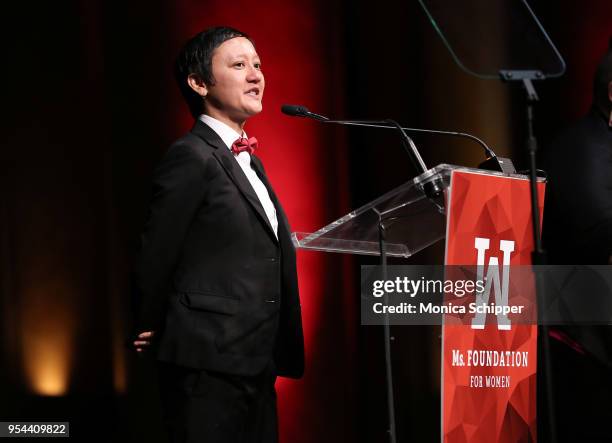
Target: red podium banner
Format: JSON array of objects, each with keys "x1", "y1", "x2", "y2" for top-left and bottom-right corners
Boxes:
[{"x1": 442, "y1": 170, "x2": 545, "y2": 442}]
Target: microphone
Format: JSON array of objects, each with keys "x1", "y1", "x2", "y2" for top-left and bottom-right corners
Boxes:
[
  {"x1": 282, "y1": 104, "x2": 428, "y2": 174},
  {"x1": 280, "y1": 104, "x2": 323, "y2": 119},
  {"x1": 282, "y1": 104, "x2": 443, "y2": 200},
  {"x1": 281, "y1": 104, "x2": 515, "y2": 174}
]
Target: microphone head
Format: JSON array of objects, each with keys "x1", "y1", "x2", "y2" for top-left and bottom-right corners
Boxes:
[{"x1": 281, "y1": 104, "x2": 310, "y2": 117}]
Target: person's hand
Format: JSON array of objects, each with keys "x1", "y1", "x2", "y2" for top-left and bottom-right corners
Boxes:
[{"x1": 133, "y1": 331, "x2": 155, "y2": 353}]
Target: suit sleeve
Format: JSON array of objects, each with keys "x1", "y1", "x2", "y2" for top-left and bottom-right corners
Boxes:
[{"x1": 134, "y1": 143, "x2": 208, "y2": 331}]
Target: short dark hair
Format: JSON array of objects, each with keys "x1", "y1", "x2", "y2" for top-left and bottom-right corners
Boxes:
[
  {"x1": 593, "y1": 38, "x2": 612, "y2": 115},
  {"x1": 174, "y1": 26, "x2": 253, "y2": 118}
]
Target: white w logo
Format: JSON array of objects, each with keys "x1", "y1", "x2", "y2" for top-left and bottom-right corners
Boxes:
[{"x1": 471, "y1": 237, "x2": 515, "y2": 330}]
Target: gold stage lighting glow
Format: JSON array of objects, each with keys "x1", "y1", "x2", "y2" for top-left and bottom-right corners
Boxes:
[
  {"x1": 22, "y1": 282, "x2": 75, "y2": 397},
  {"x1": 28, "y1": 340, "x2": 70, "y2": 396}
]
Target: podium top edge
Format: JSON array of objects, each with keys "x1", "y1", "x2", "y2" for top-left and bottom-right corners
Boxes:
[{"x1": 420, "y1": 164, "x2": 546, "y2": 183}]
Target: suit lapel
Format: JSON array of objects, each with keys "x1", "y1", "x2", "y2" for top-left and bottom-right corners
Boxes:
[
  {"x1": 251, "y1": 157, "x2": 293, "y2": 245},
  {"x1": 191, "y1": 121, "x2": 278, "y2": 243}
]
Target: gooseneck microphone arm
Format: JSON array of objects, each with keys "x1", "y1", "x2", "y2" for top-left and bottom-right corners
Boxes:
[
  {"x1": 383, "y1": 119, "x2": 428, "y2": 174},
  {"x1": 280, "y1": 104, "x2": 497, "y2": 160},
  {"x1": 281, "y1": 105, "x2": 428, "y2": 173},
  {"x1": 335, "y1": 120, "x2": 496, "y2": 159}
]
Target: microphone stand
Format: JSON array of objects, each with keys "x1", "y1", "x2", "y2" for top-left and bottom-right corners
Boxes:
[
  {"x1": 375, "y1": 214, "x2": 397, "y2": 443},
  {"x1": 283, "y1": 106, "x2": 515, "y2": 174},
  {"x1": 500, "y1": 69, "x2": 557, "y2": 443}
]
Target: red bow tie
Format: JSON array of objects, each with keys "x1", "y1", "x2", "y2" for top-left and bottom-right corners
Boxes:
[{"x1": 231, "y1": 136, "x2": 258, "y2": 155}]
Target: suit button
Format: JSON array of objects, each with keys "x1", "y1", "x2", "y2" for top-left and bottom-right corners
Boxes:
[{"x1": 266, "y1": 257, "x2": 278, "y2": 262}]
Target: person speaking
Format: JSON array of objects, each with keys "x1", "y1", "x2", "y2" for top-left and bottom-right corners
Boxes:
[{"x1": 132, "y1": 26, "x2": 304, "y2": 443}]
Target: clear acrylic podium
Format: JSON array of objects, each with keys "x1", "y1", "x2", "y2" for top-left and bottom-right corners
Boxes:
[
  {"x1": 292, "y1": 164, "x2": 539, "y2": 443},
  {"x1": 293, "y1": 163, "x2": 523, "y2": 257}
]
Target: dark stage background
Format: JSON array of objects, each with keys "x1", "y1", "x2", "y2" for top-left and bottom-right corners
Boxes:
[{"x1": 1, "y1": 1, "x2": 610, "y2": 442}]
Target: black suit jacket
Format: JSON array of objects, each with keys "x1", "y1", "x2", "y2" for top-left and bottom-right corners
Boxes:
[
  {"x1": 539, "y1": 107, "x2": 612, "y2": 440},
  {"x1": 134, "y1": 120, "x2": 304, "y2": 378},
  {"x1": 541, "y1": 107, "x2": 612, "y2": 367},
  {"x1": 542, "y1": 107, "x2": 612, "y2": 265}
]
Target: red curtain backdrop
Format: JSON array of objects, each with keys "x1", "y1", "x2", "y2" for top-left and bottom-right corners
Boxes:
[
  {"x1": 556, "y1": 0, "x2": 612, "y2": 118},
  {"x1": 528, "y1": 0, "x2": 612, "y2": 126}
]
